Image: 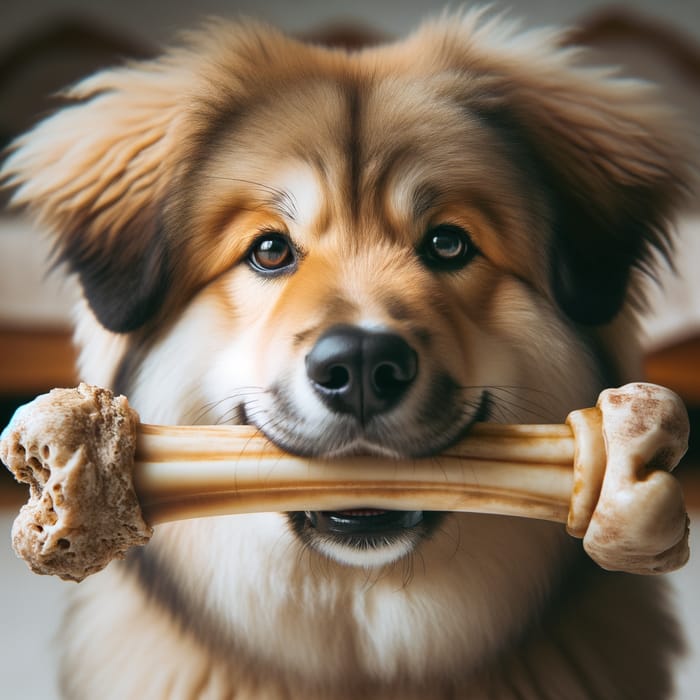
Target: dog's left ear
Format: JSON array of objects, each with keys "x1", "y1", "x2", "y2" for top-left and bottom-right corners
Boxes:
[
  {"x1": 512, "y1": 73, "x2": 687, "y2": 326},
  {"x1": 446, "y1": 18, "x2": 689, "y2": 325},
  {"x1": 504, "y1": 67, "x2": 685, "y2": 325}
]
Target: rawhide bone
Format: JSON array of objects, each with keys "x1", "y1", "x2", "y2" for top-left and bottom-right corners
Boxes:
[{"x1": 0, "y1": 382, "x2": 690, "y2": 582}]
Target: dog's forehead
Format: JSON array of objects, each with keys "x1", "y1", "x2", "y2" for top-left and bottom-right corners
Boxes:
[
  {"x1": 209, "y1": 82, "x2": 518, "y2": 197},
  {"x1": 185, "y1": 69, "x2": 544, "y2": 275}
]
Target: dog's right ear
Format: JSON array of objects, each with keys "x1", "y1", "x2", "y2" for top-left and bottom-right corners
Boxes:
[{"x1": 1, "y1": 63, "x2": 192, "y2": 333}]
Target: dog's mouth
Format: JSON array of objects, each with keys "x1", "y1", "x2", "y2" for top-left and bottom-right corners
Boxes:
[
  {"x1": 288, "y1": 508, "x2": 443, "y2": 567},
  {"x1": 305, "y1": 508, "x2": 424, "y2": 538},
  {"x1": 252, "y1": 386, "x2": 491, "y2": 460},
  {"x1": 274, "y1": 391, "x2": 489, "y2": 567}
]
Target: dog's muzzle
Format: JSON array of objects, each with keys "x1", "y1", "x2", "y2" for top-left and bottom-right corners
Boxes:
[{"x1": 301, "y1": 325, "x2": 425, "y2": 555}]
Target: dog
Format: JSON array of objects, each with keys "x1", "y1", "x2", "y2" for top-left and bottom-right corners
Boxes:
[{"x1": 2, "y1": 9, "x2": 690, "y2": 699}]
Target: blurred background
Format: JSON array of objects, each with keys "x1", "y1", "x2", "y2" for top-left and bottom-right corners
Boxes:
[{"x1": 0, "y1": 1, "x2": 698, "y2": 698}]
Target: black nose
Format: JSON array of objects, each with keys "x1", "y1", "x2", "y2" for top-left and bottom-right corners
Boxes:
[{"x1": 305, "y1": 325, "x2": 418, "y2": 422}]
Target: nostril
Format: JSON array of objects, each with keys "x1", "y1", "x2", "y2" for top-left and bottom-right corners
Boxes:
[
  {"x1": 305, "y1": 329, "x2": 360, "y2": 394},
  {"x1": 305, "y1": 326, "x2": 363, "y2": 417},
  {"x1": 324, "y1": 365, "x2": 351, "y2": 391},
  {"x1": 372, "y1": 361, "x2": 412, "y2": 395},
  {"x1": 368, "y1": 333, "x2": 418, "y2": 398}
]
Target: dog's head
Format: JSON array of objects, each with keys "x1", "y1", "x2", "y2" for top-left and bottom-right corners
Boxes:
[{"x1": 3, "y1": 13, "x2": 687, "y2": 575}]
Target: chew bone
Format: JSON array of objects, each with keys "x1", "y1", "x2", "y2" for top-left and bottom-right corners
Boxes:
[
  {"x1": 133, "y1": 421, "x2": 578, "y2": 524},
  {"x1": 0, "y1": 382, "x2": 690, "y2": 581}
]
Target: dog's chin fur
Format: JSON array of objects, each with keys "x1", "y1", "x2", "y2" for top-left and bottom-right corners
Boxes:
[{"x1": 4, "y1": 8, "x2": 691, "y2": 699}]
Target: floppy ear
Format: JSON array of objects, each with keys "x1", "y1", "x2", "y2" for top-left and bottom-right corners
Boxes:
[
  {"x1": 503, "y1": 69, "x2": 687, "y2": 325},
  {"x1": 1, "y1": 61, "x2": 194, "y2": 332},
  {"x1": 430, "y1": 14, "x2": 689, "y2": 325}
]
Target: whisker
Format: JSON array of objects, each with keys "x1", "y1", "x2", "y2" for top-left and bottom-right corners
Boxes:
[
  {"x1": 200, "y1": 176, "x2": 298, "y2": 221},
  {"x1": 191, "y1": 387, "x2": 267, "y2": 424},
  {"x1": 400, "y1": 551, "x2": 416, "y2": 589},
  {"x1": 455, "y1": 384, "x2": 558, "y2": 423},
  {"x1": 487, "y1": 388, "x2": 557, "y2": 420},
  {"x1": 460, "y1": 384, "x2": 557, "y2": 418}
]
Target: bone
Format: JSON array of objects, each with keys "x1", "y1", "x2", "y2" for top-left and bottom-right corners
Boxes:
[
  {"x1": 133, "y1": 421, "x2": 578, "y2": 524},
  {"x1": 581, "y1": 384, "x2": 691, "y2": 574},
  {"x1": 0, "y1": 382, "x2": 690, "y2": 581}
]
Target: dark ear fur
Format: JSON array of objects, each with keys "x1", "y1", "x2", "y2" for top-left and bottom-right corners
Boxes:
[
  {"x1": 505, "y1": 73, "x2": 686, "y2": 326},
  {"x1": 471, "y1": 94, "x2": 683, "y2": 325},
  {"x1": 1, "y1": 63, "x2": 187, "y2": 333},
  {"x1": 59, "y1": 207, "x2": 171, "y2": 332},
  {"x1": 437, "y1": 16, "x2": 689, "y2": 325},
  {"x1": 548, "y1": 185, "x2": 664, "y2": 325}
]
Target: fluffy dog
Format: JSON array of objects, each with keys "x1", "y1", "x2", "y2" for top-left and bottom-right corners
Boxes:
[{"x1": 2, "y1": 10, "x2": 689, "y2": 699}]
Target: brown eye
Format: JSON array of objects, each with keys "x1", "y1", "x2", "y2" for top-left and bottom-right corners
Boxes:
[
  {"x1": 248, "y1": 233, "x2": 296, "y2": 273},
  {"x1": 419, "y1": 225, "x2": 478, "y2": 270}
]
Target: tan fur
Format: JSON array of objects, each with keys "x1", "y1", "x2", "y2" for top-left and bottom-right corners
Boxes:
[{"x1": 2, "y1": 9, "x2": 689, "y2": 699}]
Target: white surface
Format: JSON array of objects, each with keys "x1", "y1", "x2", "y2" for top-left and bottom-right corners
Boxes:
[
  {"x1": 0, "y1": 511, "x2": 68, "y2": 700},
  {"x1": 0, "y1": 217, "x2": 78, "y2": 329},
  {"x1": 673, "y1": 526, "x2": 700, "y2": 700},
  {"x1": 640, "y1": 214, "x2": 700, "y2": 350},
  {"x1": 0, "y1": 509, "x2": 699, "y2": 699}
]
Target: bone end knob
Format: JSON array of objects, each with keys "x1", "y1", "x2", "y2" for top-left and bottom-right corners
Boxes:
[
  {"x1": 0, "y1": 383, "x2": 152, "y2": 582},
  {"x1": 568, "y1": 383, "x2": 690, "y2": 575}
]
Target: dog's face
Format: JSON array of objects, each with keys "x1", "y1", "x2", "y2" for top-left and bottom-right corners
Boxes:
[
  {"x1": 156, "y1": 80, "x2": 607, "y2": 567},
  {"x1": 3, "y1": 12, "x2": 687, "y2": 684},
  {"x1": 183, "y1": 77, "x2": 590, "y2": 457}
]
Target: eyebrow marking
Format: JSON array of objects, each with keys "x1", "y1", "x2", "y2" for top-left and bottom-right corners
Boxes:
[
  {"x1": 411, "y1": 184, "x2": 441, "y2": 221},
  {"x1": 269, "y1": 189, "x2": 299, "y2": 222},
  {"x1": 272, "y1": 165, "x2": 324, "y2": 229},
  {"x1": 203, "y1": 175, "x2": 299, "y2": 221}
]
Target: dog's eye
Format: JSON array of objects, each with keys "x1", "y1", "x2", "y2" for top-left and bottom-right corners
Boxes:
[
  {"x1": 419, "y1": 225, "x2": 478, "y2": 270},
  {"x1": 248, "y1": 233, "x2": 296, "y2": 273}
]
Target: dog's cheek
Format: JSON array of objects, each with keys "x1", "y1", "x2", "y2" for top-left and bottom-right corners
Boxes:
[
  {"x1": 467, "y1": 276, "x2": 602, "y2": 421},
  {"x1": 175, "y1": 273, "x2": 296, "y2": 421}
]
